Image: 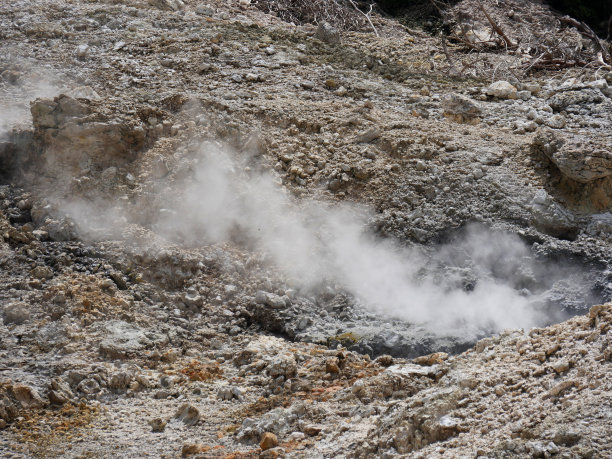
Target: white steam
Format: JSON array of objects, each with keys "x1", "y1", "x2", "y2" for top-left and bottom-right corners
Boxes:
[
  {"x1": 0, "y1": 69, "x2": 60, "y2": 138},
  {"x1": 148, "y1": 141, "x2": 546, "y2": 333}
]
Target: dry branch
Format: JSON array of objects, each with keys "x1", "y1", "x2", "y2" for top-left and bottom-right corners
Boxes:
[
  {"x1": 477, "y1": 1, "x2": 516, "y2": 49},
  {"x1": 559, "y1": 15, "x2": 611, "y2": 66},
  {"x1": 348, "y1": 0, "x2": 379, "y2": 37}
]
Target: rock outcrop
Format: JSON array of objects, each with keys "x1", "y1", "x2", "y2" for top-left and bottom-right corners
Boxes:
[
  {"x1": 31, "y1": 95, "x2": 145, "y2": 175},
  {"x1": 533, "y1": 128, "x2": 612, "y2": 183}
]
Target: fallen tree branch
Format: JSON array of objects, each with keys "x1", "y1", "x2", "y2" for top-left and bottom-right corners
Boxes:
[
  {"x1": 477, "y1": 0, "x2": 517, "y2": 50},
  {"x1": 521, "y1": 52, "x2": 546, "y2": 75},
  {"x1": 441, "y1": 35, "x2": 458, "y2": 74},
  {"x1": 348, "y1": 0, "x2": 378, "y2": 37},
  {"x1": 559, "y1": 15, "x2": 611, "y2": 65}
]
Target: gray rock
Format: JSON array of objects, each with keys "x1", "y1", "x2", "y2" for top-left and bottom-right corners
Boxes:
[
  {"x1": 354, "y1": 128, "x2": 381, "y2": 143},
  {"x1": 217, "y1": 386, "x2": 233, "y2": 401},
  {"x1": 76, "y1": 378, "x2": 101, "y2": 395},
  {"x1": 532, "y1": 129, "x2": 612, "y2": 182},
  {"x1": 76, "y1": 44, "x2": 89, "y2": 60},
  {"x1": 217, "y1": 386, "x2": 243, "y2": 401},
  {"x1": 529, "y1": 190, "x2": 578, "y2": 239},
  {"x1": 2, "y1": 301, "x2": 30, "y2": 325},
  {"x1": 315, "y1": 22, "x2": 340, "y2": 45},
  {"x1": 109, "y1": 372, "x2": 132, "y2": 390},
  {"x1": 99, "y1": 321, "x2": 164, "y2": 359},
  {"x1": 101, "y1": 166, "x2": 117, "y2": 182},
  {"x1": 256, "y1": 291, "x2": 287, "y2": 309},
  {"x1": 547, "y1": 89, "x2": 603, "y2": 111},
  {"x1": 544, "y1": 114, "x2": 566, "y2": 129},
  {"x1": 149, "y1": 0, "x2": 184, "y2": 11},
  {"x1": 442, "y1": 94, "x2": 481, "y2": 124},
  {"x1": 30, "y1": 95, "x2": 145, "y2": 175},
  {"x1": 173, "y1": 404, "x2": 200, "y2": 426},
  {"x1": 31, "y1": 265, "x2": 53, "y2": 279},
  {"x1": 267, "y1": 354, "x2": 297, "y2": 378}
]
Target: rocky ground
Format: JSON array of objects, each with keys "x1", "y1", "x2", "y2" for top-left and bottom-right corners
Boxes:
[{"x1": 0, "y1": 0, "x2": 611, "y2": 457}]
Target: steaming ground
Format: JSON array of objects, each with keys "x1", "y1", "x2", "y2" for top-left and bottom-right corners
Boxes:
[{"x1": 60, "y1": 140, "x2": 599, "y2": 337}]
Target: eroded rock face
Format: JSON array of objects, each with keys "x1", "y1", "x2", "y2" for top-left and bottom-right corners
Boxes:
[
  {"x1": 532, "y1": 129, "x2": 612, "y2": 183},
  {"x1": 30, "y1": 95, "x2": 145, "y2": 174}
]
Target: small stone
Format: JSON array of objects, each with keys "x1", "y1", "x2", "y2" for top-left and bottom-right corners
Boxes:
[
  {"x1": 517, "y1": 90, "x2": 531, "y2": 100},
  {"x1": 149, "y1": 418, "x2": 167, "y2": 432},
  {"x1": 173, "y1": 404, "x2": 200, "y2": 426},
  {"x1": 76, "y1": 44, "x2": 89, "y2": 59},
  {"x1": 231, "y1": 386, "x2": 243, "y2": 399},
  {"x1": 552, "y1": 429, "x2": 581, "y2": 446},
  {"x1": 109, "y1": 372, "x2": 131, "y2": 390},
  {"x1": 486, "y1": 81, "x2": 517, "y2": 99},
  {"x1": 260, "y1": 432, "x2": 278, "y2": 451},
  {"x1": 544, "y1": 114, "x2": 566, "y2": 129},
  {"x1": 31, "y1": 265, "x2": 53, "y2": 280},
  {"x1": 151, "y1": 155, "x2": 169, "y2": 178},
  {"x1": 548, "y1": 379, "x2": 575, "y2": 397},
  {"x1": 101, "y1": 166, "x2": 117, "y2": 182},
  {"x1": 181, "y1": 443, "x2": 205, "y2": 457},
  {"x1": 328, "y1": 179, "x2": 342, "y2": 192},
  {"x1": 413, "y1": 352, "x2": 448, "y2": 366},
  {"x1": 110, "y1": 272, "x2": 128, "y2": 290},
  {"x1": 375, "y1": 355, "x2": 394, "y2": 367},
  {"x1": 326, "y1": 357, "x2": 340, "y2": 374},
  {"x1": 48, "y1": 390, "x2": 69, "y2": 405},
  {"x1": 588, "y1": 79, "x2": 608, "y2": 89},
  {"x1": 552, "y1": 360, "x2": 570, "y2": 373},
  {"x1": 12, "y1": 384, "x2": 45, "y2": 409},
  {"x1": 217, "y1": 386, "x2": 233, "y2": 401},
  {"x1": 524, "y1": 82, "x2": 541, "y2": 94},
  {"x1": 355, "y1": 127, "x2": 381, "y2": 143},
  {"x1": 303, "y1": 424, "x2": 322, "y2": 436},
  {"x1": 2, "y1": 301, "x2": 31, "y2": 325}
]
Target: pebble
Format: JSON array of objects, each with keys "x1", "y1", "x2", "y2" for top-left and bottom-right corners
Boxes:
[{"x1": 260, "y1": 432, "x2": 278, "y2": 450}]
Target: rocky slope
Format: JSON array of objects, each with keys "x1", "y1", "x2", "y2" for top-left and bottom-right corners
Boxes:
[{"x1": 0, "y1": 0, "x2": 611, "y2": 457}]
